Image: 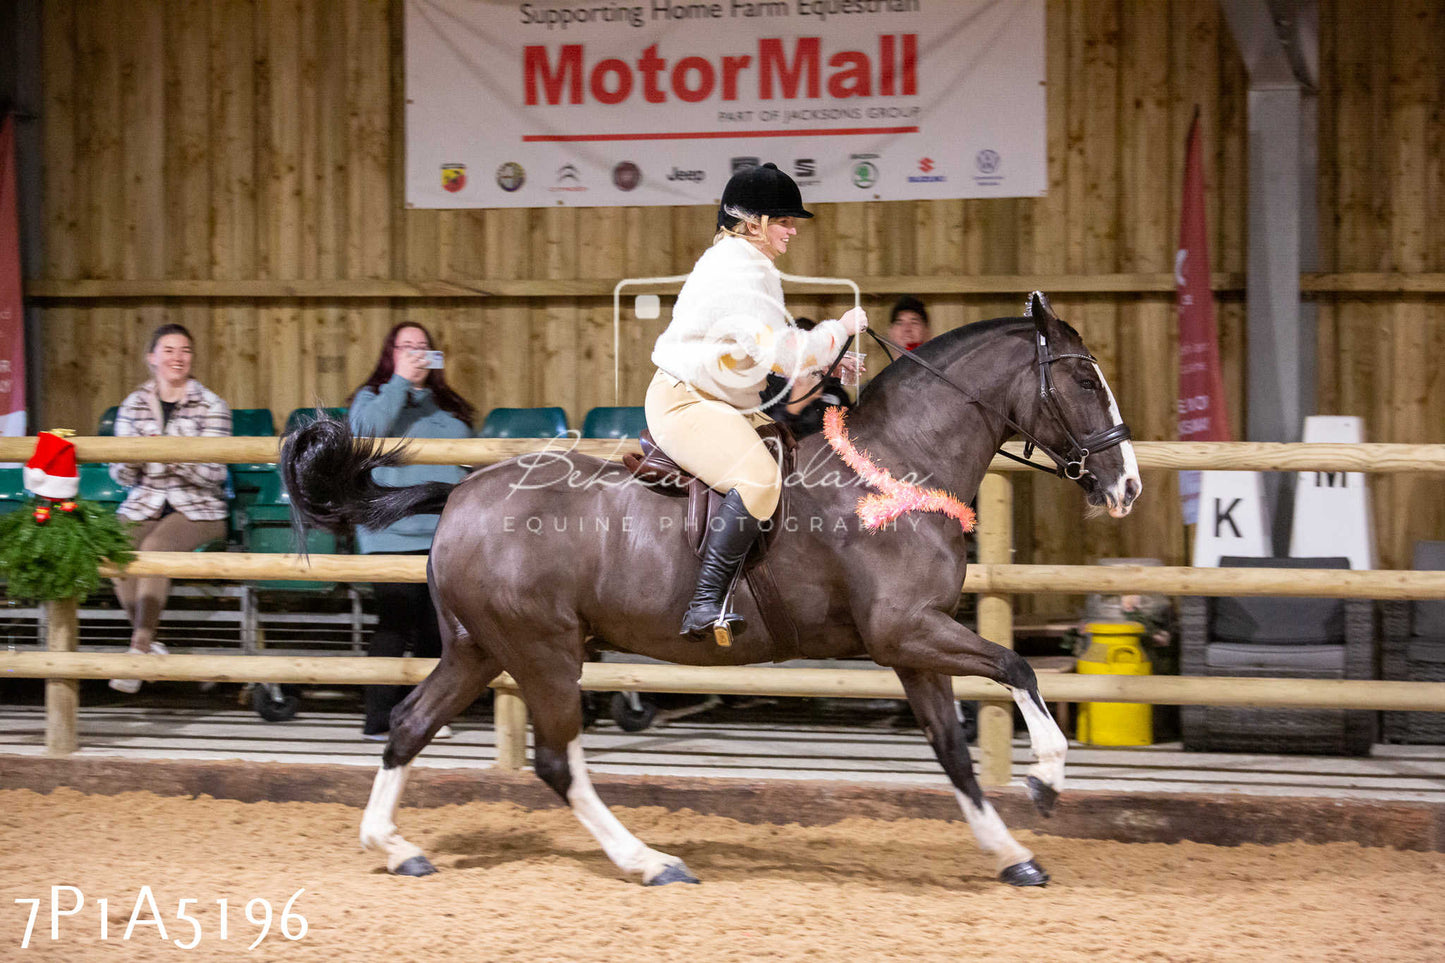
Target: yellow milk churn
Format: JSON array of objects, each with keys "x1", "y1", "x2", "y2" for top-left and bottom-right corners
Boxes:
[{"x1": 1075, "y1": 621, "x2": 1153, "y2": 746}]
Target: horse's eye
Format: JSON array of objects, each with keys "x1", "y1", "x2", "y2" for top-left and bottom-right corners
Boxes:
[{"x1": 1078, "y1": 378, "x2": 1098, "y2": 391}]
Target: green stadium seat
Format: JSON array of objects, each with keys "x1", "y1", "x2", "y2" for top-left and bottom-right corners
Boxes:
[
  {"x1": 0, "y1": 467, "x2": 25, "y2": 517},
  {"x1": 78, "y1": 463, "x2": 127, "y2": 508},
  {"x1": 283, "y1": 407, "x2": 347, "y2": 436},
  {"x1": 229, "y1": 408, "x2": 280, "y2": 548},
  {"x1": 479, "y1": 406, "x2": 569, "y2": 439},
  {"x1": 96, "y1": 406, "x2": 119, "y2": 437},
  {"x1": 242, "y1": 470, "x2": 337, "y2": 591},
  {"x1": 581, "y1": 406, "x2": 647, "y2": 439},
  {"x1": 231, "y1": 408, "x2": 276, "y2": 437}
]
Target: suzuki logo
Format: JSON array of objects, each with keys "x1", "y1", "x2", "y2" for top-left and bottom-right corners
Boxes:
[{"x1": 918, "y1": 157, "x2": 934, "y2": 173}]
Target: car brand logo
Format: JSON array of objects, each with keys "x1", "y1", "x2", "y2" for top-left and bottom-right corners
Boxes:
[
  {"x1": 441, "y1": 164, "x2": 467, "y2": 193},
  {"x1": 495, "y1": 162, "x2": 526, "y2": 192},
  {"x1": 613, "y1": 161, "x2": 642, "y2": 191}
]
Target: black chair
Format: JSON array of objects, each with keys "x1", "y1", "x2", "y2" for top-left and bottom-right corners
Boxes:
[
  {"x1": 1180, "y1": 556, "x2": 1376, "y2": 755},
  {"x1": 1382, "y1": 541, "x2": 1445, "y2": 743}
]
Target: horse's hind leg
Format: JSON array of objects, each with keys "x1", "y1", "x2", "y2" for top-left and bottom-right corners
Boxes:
[
  {"x1": 360, "y1": 616, "x2": 498, "y2": 876},
  {"x1": 522, "y1": 655, "x2": 699, "y2": 886},
  {"x1": 896, "y1": 667, "x2": 1049, "y2": 887}
]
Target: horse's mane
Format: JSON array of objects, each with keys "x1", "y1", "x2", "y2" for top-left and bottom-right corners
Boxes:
[{"x1": 855, "y1": 313, "x2": 1085, "y2": 409}]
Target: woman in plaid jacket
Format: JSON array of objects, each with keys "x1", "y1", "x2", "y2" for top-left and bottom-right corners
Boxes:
[{"x1": 107, "y1": 323, "x2": 231, "y2": 693}]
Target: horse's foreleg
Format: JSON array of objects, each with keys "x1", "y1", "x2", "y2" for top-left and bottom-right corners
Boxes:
[
  {"x1": 526, "y1": 670, "x2": 699, "y2": 886},
  {"x1": 895, "y1": 667, "x2": 1048, "y2": 887},
  {"x1": 883, "y1": 611, "x2": 1067, "y2": 813},
  {"x1": 359, "y1": 763, "x2": 434, "y2": 876}
]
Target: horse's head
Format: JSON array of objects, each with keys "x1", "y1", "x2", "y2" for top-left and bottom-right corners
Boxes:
[{"x1": 1013, "y1": 292, "x2": 1142, "y2": 518}]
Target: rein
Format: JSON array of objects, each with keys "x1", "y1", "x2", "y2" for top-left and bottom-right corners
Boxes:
[{"x1": 859, "y1": 325, "x2": 1131, "y2": 481}]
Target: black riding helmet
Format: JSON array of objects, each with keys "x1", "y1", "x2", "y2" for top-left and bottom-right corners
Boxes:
[{"x1": 716, "y1": 162, "x2": 814, "y2": 231}]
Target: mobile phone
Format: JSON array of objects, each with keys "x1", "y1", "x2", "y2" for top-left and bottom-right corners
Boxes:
[{"x1": 425, "y1": 350, "x2": 445, "y2": 370}]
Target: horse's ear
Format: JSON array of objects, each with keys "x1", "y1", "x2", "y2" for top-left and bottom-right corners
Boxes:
[{"x1": 1025, "y1": 290, "x2": 1057, "y2": 327}]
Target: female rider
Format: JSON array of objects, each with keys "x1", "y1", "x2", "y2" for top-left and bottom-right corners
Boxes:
[{"x1": 647, "y1": 162, "x2": 868, "y2": 641}]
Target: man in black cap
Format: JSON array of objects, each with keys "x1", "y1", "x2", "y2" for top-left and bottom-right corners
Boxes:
[{"x1": 646, "y1": 162, "x2": 868, "y2": 643}]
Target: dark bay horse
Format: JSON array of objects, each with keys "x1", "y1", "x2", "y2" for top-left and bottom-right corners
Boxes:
[{"x1": 281, "y1": 292, "x2": 1141, "y2": 888}]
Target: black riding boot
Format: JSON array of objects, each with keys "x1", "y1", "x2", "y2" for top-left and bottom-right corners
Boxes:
[{"x1": 680, "y1": 489, "x2": 765, "y2": 641}]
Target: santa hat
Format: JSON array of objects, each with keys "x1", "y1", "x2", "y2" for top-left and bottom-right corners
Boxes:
[{"x1": 23, "y1": 431, "x2": 80, "y2": 500}]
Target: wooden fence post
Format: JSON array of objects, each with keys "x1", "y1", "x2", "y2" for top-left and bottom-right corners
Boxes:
[
  {"x1": 45, "y1": 599, "x2": 80, "y2": 756},
  {"x1": 976, "y1": 473, "x2": 1014, "y2": 786},
  {"x1": 493, "y1": 685, "x2": 529, "y2": 770}
]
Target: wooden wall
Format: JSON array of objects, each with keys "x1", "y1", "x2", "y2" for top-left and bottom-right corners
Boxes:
[{"x1": 27, "y1": 0, "x2": 1444, "y2": 587}]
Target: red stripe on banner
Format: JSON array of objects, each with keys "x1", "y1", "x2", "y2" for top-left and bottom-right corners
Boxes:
[
  {"x1": 0, "y1": 112, "x2": 26, "y2": 433},
  {"x1": 1176, "y1": 111, "x2": 1230, "y2": 524},
  {"x1": 523, "y1": 126, "x2": 920, "y2": 143}
]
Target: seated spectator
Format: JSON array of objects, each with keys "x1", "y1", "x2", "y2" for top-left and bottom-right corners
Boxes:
[
  {"x1": 108, "y1": 323, "x2": 231, "y2": 694},
  {"x1": 888, "y1": 295, "x2": 933, "y2": 350},
  {"x1": 760, "y1": 317, "x2": 856, "y2": 438},
  {"x1": 350, "y1": 322, "x2": 475, "y2": 741}
]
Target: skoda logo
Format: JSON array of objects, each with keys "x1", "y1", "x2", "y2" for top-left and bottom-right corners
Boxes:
[
  {"x1": 975, "y1": 150, "x2": 1001, "y2": 175},
  {"x1": 851, "y1": 160, "x2": 878, "y2": 189},
  {"x1": 496, "y1": 162, "x2": 526, "y2": 192}
]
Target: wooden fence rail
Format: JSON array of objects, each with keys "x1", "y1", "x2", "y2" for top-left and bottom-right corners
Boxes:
[
  {"x1": 5, "y1": 652, "x2": 1444, "y2": 712},
  {"x1": 91, "y1": 552, "x2": 1445, "y2": 601},
  {"x1": 3, "y1": 437, "x2": 1445, "y2": 473}
]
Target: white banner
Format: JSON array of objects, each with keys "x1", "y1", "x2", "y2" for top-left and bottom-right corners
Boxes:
[{"x1": 405, "y1": 0, "x2": 1045, "y2": 209}]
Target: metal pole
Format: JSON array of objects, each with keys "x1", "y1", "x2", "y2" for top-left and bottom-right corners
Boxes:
[
  {"x1": 44, "y1": 599, "x2": 79, "y2": 755},
  {"x1": 975, "y1": 473, "x2": 1014, "y2": 786}
]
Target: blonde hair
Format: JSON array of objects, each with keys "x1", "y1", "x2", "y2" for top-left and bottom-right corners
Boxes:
[{"x1": 713, "y1": 205, "x2": 771, "y2": 245}]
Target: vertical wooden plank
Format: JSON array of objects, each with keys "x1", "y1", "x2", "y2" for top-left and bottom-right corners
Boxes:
[
  {"x1": 1117, "y1": 0, "x2": 1175, "y2": 563},
  {"x1": 1385, "y1": 0, "x2": 1435, "y2": 569},
  {"x1": 40, "y1": 2, "x2": 81, "y2": 429},
  {"x1": 77, "y1": 1, "x2": 128, "y2": 420},
  {"x1": 1214, "y1": 3, "x2": 1249, "y2": 443},
  {"x1": 347, "y1": 0, "x2": 394, "y2": 396},
  {"x1": 209, "y1": 0, "x2": 258, "y2": 408},
  {"x1": 259, "y1": 0, "x2": 305, "y2": 416}
]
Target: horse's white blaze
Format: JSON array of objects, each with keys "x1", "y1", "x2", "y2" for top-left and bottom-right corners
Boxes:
[
  {"x1": 563, "y1": 739, "x2": 681, "y2": 883},
  {"x1": 1096, "y1": 366, "x2": 1141, "y2": 516},
  {"x1": 955, "y1": 791, "x2": 1034, "y2": 874},
  {"x1": 361, "y1": 763, "x2": 426, "y2": 872},
  {"x1": 1013, "y1": 687, "x2": 1067, "y2": 792}
]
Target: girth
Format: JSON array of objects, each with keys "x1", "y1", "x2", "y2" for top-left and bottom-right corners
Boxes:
[{"x1": 623, "y1": 425, "x2": 801, "y2": 658}]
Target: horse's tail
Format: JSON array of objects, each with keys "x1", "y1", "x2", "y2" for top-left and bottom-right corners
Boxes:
[{"x1": 279, "y1": 413, "x2": 456, "y2": 538}]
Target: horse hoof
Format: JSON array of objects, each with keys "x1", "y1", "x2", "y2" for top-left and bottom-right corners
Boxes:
[
  {"x1": 1026, "y1": 775, "x2": 1059, "y2": 818},
  {"x1": 392, "y1": 855, "x2": 438, "y2": 877},
  {"x1": 645, "y1": 862, "x2": 700, "y2": 886},
  {"x1": 999, "y1": 859, "x2": 1049, "y2": 887}
]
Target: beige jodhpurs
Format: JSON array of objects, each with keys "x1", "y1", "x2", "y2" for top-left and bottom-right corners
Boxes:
[{"x1": 644, "y1": 370, "x2": 781, "y2": 519}]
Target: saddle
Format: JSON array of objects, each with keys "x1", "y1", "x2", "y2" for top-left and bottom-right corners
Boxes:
[{"x1": 623, "y1": 425, "x2": 801, "y2": 657}]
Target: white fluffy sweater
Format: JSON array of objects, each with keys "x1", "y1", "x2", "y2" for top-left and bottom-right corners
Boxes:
[{"x1": 651, "y1": 236, "x2": 850, "y2": 408}]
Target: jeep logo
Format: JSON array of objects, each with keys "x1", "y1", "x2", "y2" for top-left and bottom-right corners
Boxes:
[{"x1": 666, "y1": 167, "x2": 705, "y2": 183}]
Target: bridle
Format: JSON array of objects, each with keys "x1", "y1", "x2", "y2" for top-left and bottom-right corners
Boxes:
[{"x1": 851, "y1": 322, "x2": 1133, "y2": 482}]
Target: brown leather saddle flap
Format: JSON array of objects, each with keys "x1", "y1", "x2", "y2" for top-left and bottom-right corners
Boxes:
[{"x1": 623, "y1": 424, "x2": 801, "y2": 658}]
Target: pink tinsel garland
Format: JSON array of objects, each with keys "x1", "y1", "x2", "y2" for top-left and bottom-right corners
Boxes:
[{"x1": 822, "y1": 407, "x2": 976, "y2": 533}]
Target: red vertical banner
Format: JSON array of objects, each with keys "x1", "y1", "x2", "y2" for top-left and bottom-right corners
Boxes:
[
  {"x1": 0, "y1": 112, "x2": 25, "y2": 437},
  {"x1": 1176, "y1": 112, "x2": 1230, "y2": 525}
]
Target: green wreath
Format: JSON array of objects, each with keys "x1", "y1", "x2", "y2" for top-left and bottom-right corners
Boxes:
[{"x1": 0, "y1": 497, "x2": 136, "y2": 602}]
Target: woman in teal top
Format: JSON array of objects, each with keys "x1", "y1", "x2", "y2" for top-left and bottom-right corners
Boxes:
[{"x1": 349, "y1": 322, "x2": 475, "y2": 739}]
